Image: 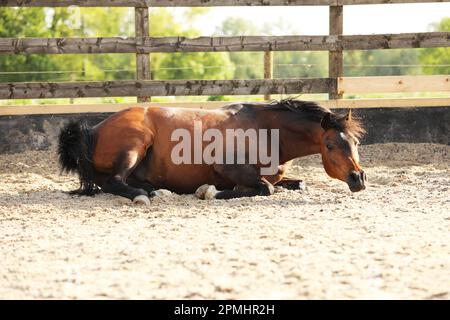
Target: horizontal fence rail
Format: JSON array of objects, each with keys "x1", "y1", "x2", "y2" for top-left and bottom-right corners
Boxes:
[
  {"x1": 2, "y1": 1, "x2": 450, "y2": 7},
  {"x1": 0, "y1": 78, "x2": 333, "y2": 99},
  {"x1": 1, "y1": 75, "x2": 447, "y2": 100},
  {"x1": 1, "y1": 32, "x2": 449, "y2": 54},
  {"x1": 2, "y1": 98, "x2": 450, "y2": 116},
  {"x1": 339, "y1": 75, "x2": 450, "y2": 94}
]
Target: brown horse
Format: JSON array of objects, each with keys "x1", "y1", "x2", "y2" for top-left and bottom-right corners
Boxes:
[{"x1": 58, "y1": 99, "x2": 366, "y2": 205}]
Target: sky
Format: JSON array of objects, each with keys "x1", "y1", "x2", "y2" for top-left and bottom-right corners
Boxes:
[{"x1": 178, "y1": 3, "x2": 450, "y2": 35}]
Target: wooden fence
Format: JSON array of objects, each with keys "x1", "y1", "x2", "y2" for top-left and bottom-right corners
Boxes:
[{"x1": 0, "y1": 0, "x2": 449, "y2": 115}]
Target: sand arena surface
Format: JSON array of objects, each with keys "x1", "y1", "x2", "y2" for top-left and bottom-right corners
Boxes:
[{"x1": 0, "y1": 143, "x2": 449, "y2": 299}]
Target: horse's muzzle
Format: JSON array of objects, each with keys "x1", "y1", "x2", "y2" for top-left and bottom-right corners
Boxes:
[{"x1": 347, "y1": 170, "x2": 367, "y2": 192}]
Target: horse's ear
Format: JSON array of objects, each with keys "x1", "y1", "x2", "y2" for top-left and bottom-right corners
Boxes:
[
  {"x1": 345, "y1": 109, "x2": 352, "y2": 122},
  {"x1": 321, "y1": 112, "x2": 333, "y2": 130}
]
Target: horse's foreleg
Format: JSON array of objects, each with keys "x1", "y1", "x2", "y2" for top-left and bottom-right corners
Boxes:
[
  {"x1": 216, "y1": 180, "x2": 274, "y2": 199},
  {"x1": 101, "y1": 150, "x2": 151, "y2": 205},
  {"x1": 275, "y1": 177, "x2": 306, "y2": 191},
  {"x1": 196, "y1": 164, "x2": 275, "y2": 200},
  {"x1": 127, "y1": 176, "x2": 156, "y2": 194}
]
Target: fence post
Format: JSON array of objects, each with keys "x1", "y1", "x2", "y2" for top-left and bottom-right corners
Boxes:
[
  {"x1": 264, "y1": 51, "x2": 274, "y2": 101},
  {"x1": 135, "y1": 7, "x2": 151, "y2": 103},
  {"x1": 329, "y1": 5, "x2": 343, "y2": 100}
]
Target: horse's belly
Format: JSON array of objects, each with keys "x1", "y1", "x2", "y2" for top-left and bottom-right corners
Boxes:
[
  {"x1": 137, "y1": 151, "x2": 286, "y2": 194},
  {"x1": 145, "y1": 158, "x2": 220, "y2": 194}
]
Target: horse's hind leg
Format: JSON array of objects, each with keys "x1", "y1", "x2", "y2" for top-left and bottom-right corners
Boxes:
[
  {"x1": 101, "y1": 151, "x2": 151, "y2": 205},
  {"x1": 196, "y1": 164, "x2": 275, "y2": 200},
  {"x1": 126, "y1": 148, "x2": 156, "y2": 194}
]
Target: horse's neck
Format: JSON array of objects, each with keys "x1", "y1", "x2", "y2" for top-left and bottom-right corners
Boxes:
[{"x1": 279, "y1": 119, "x2": 322, "y2": 164}]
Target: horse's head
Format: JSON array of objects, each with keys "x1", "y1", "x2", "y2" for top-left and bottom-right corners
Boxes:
[{"x1": 319, "y1": 110, "x2": 367, "y2": 192}]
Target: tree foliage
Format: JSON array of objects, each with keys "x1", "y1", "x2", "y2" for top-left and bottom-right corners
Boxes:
[
  {"x1": 0, "y1": 8, "x2": 448, "y2": 90},
  {"x1": 0, "y1": 8, "x2": 80, "y2": 82},
  {"x1": 0, "y1": 7, "x2": 233, "y2": 84},
  {"x1": 419, "y1": 17, "x2": 450, "y2": 75},
  {"x1": 344, "y1": 49, "x2": 419, "y2": 76},
  {"x1": 215, "y1": 17, "x2": 327, "y2": 79}
]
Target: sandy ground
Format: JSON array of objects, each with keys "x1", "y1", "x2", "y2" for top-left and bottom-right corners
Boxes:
[{"x1": 0, "y1": 143, "x2": 449, "y2": 300}]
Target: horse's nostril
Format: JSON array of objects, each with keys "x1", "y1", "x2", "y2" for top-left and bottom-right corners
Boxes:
[
  {"x1": 360, "y1": 170, "x2": 367, "y2": 182},
  {"x1": 350, "y1": 171, "x2": 359, "y2": 181}
]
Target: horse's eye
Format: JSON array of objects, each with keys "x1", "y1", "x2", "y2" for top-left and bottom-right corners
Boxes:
[{"x1": 326, "y1": 144, "x2": 333, "y2": 150}]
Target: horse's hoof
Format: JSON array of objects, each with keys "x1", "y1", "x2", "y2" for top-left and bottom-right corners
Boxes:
[
  {"x1": 204, "y1": 185, "x2": 218, "y2": 200},
  {"x1": 195, "y1": 184, "x2": 210, "y2": 199},
  {"x1": 195, "y1": 184, "x2": 218, "y2": 200},
  {"x1": 298, "y1": 181, "x2": 306, "y2": 191},
  {"x1": 133, "y1": 195, "x2": 150, "y2": 205},
  {"x1": 150, "y1": 189, "x2": 172, "y2": 198},
  {"x1": 283, "y1": 180, "x2": 307, "y2": 191}
]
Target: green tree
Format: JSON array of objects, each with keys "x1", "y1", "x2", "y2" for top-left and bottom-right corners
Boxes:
[
  {"x1": 150, "y1": 9, "x2": 234, "y2": 81},
  {"x1": 216, "y1": 17, "x2": 327, "y2": 80},
  {"x1": 0, "y1": 7, "x2": 234, "y2": 84},
  {"x1": 419, "y1": 17, "x2": 450, "y2": 75},
  {"x1": 77, "y1": 7, "x2": 233, "y2": 81},
  {"x1": 344, "y1": 49, "x2": 419, "y2": 77},
  {"x1": 74, "y1": 8, "x2": 135, "y2": 81},
  {"x1": 218, "y1": 17, "x2": 259, "y2": 37},
  {"x1": 0, "y1": 8, "x2": 79, "y2": 82},
  {"x1": 274, "y1": 51, "x2": 327, "y2": 78},
  {"x1": 215, "y1": 17, "x2": 263, "y2": 79}
]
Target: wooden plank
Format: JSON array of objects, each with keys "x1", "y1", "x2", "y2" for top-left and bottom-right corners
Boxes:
[
  {"x1": 327, "y1": 98, "x2": 450, "y2": 109},
  {"x1": 0, "y1": 101, "x2": 229, "y2": 116},
  {"x1": 135, "y1": 7, "x2": 151, "y2": 102},
  {"x1": 2, "y1": 32, "x2": 449, "y2": 55},
  {"x1": 0, "y1": 103, "x2": 137, "y2": 116},
  {"x1": 338, "y1": 32, "x2": 450, "y2": 51},
  {"x1": 0, "y1": 78, "x2": 333, "y2": 99},
  {"x1": 0, "y1": 0, "x2": 332, "y2": 7},
  {"x1": 0, "y1": 37, "x2": 138, "y2": 54},
  {"x1": 339, "y1": 75, "x2": 450, "y2": 94},
  {"x1": 2, "y1": 98, "x2": 449, "y2": 116},
  {"x1": 1, "y1": 76, "x2": 446, "y2": 100},
  {"x1": 336, "y1": 0, "x2": 450, "y2": 4},
  {"x1": 264, "y1": 51, "x2": 273, "y2": 101},
  {"x1": 329, "y1": 5, "x2": 343, "y2": 100},
  {"x1": 1, "y1": 0, "x2": 449, "y2": 7}
]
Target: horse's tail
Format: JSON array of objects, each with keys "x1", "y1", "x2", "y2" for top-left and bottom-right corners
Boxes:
[{"x1": 58, "y1": 120, "x2": 100, "y2": 196}]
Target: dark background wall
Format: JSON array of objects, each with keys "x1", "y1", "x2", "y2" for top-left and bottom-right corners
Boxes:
[{"x1": 0, "y1": 107, "x2": 449, "y2": 154}]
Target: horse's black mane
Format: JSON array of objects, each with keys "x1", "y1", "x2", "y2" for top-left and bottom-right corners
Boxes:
[
  {"x1": 228, "y1": 98, "x2": 365, "y2": 138},
  {"x1": 267, "y1": 98, "x2": 331, "y2": 122},
  {"x1": 230, "y1": 97, "x2": 331, "y2": 124}
]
